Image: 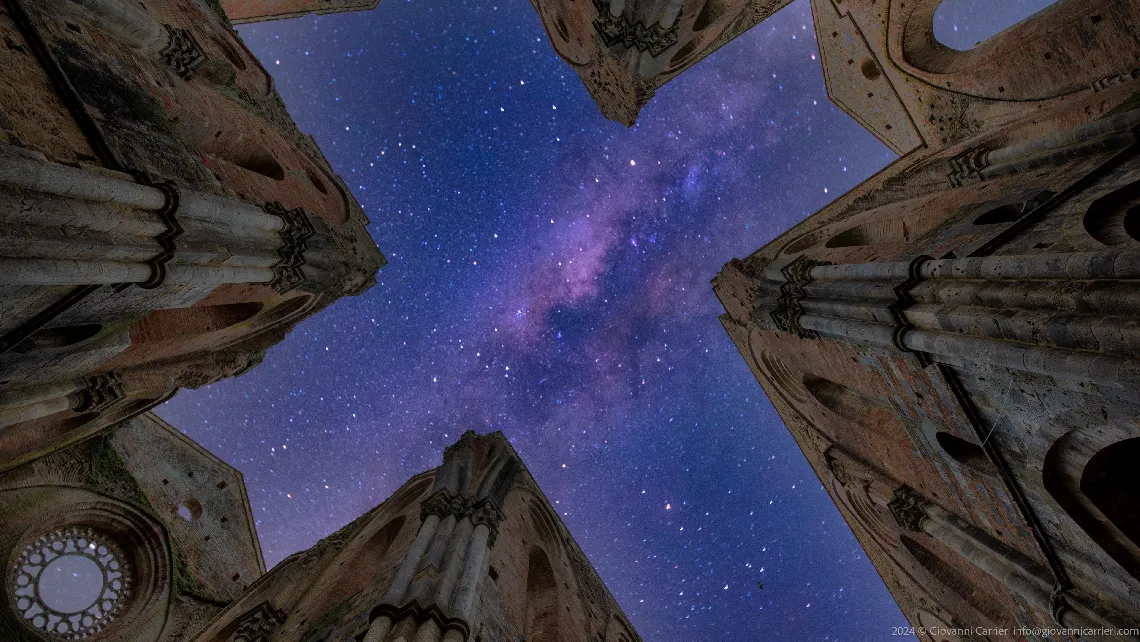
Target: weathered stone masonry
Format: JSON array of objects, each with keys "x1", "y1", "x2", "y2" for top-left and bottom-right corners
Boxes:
[
  {"x1": 0, "y1": 0, "x2": 384, "y2": 475},
  {"x1": 715, "y1": 1, "x2": 1140, "y2": 639}
]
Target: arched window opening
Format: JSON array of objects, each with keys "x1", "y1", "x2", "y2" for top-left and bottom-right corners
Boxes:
[
  {"x1": 973, "y1": 204, "x2": 1023, "y2": 225},
  {"x1": 13, "y1": 324, "x2": 102, "y2": 354},
  {"x1": 860, "y1": 59, "x2": 882, "y2": 81},
  {"x1": 130, "y1": 302, "x2": 264, "y2": 344},
  {"x1": 668, "y1": 39, "x2": 700, "y2": 70},
  {"x1": 9, "y1": 527, "x2": 131, "y2": 639},
  {"x1": 825, "y1": 217, "x2": 935, "y2": 248},
  {"x1": 803, "y1": 374, "x2": 898, "y2": 434},
  {"x1": 692, "y1": 0, "x2": 728, "y2": 32},
  {"x1": 932, "y1": 0, "x2": 1063, "y2": 51},
  {"x1": 524, "y1": 548, "x2": 560, "y2": 642},
  {"x1": 176, "y1": 499, "x2": 203, "y2": 521},
  {"x1": 210, "y1": 35, "x2": 247, "y2": 71},
  {"x1": 935, "y1": 432, "x2": 996, "y2": 476},
  {"x1": 901, "y1": 535, "x2": 1007, "y2": 623},
  {"x1": 1084, "y1": 180, "x2": 1140, "y2": 247},
  {"x1": 1045, "y1": 432, "x2": 1140, "y2": 581},
  {"x1": 1081, "y1": 438, "x2": 1140, "y2": 550},
  {"x1": 301, "y1": 516, "x2": 405, "y2": 617},
  {"x1": 754, "y1": 351, "x2": 809, "y2": 406}
]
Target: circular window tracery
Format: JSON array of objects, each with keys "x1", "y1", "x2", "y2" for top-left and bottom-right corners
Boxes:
[{"x1": 10, "y1": 528, "x2": 131, "y2": 639}]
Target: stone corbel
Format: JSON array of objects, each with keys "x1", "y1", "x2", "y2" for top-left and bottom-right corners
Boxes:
[
  {"x1": 420, "y1": 489, "x2": 458, "y2": 522},
  {"x1": 886, "y1": 486, "x2": 930, "y2": 533},
  {"x1": 768, "y1": 255, "x2": 825, "y2": 339},
  {"x1": 72, "y1": 372, "x2": 125, "y2": 413},
  {"x1": 947, "y1": 147, "x2": 991, "y2": 187},
  {"x1": 232, "y1": 601, "x2": 287, "y2": 642},
  {"x1": 159, "y1": 25, "x2": 206, "y2": 79},
  {"x1": 469, "y1": 497, "x2": 505, "y2": 547}
]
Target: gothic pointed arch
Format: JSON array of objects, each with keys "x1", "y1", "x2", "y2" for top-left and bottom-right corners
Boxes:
[{"x1": 524, "y1": 546, "x2": 561, "y2": 642}]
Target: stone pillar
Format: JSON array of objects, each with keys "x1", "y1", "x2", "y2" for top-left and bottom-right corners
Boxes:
[
  {"x1": 887, "y1": 487, "x2": 1118, "y2": 631},
  {"x1": 361, "y1": 617, "x2": 392, "y2": 642},
  {"x1": 411, "y1": 619, "x2": 441, "y2": 642},
  {"x1": 452, "y1": 522, "x2": 490, "y2": 621},
  {"x1": 407, "y1": 512, "x2": 458, "y2": 602},
  {"x1": 0, "y1": 144, "x2": 309, "y2": 290},
  {"x1": 385, "y1": 513, "x2": 442, "y2": 604},
  {"x1": 434, "y1": 517, "x2": 474, "y2": 607},
  {"x1": 0, "y1": 144, "x2": 165, "y2": 209},
  {"x1": 53, "y1": 0, "x2": 206, "y2": 78}
]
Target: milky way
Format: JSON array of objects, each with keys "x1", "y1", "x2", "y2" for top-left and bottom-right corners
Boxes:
[{"x1": 158, "y1": 0, "x2": 1057, "y2": 638}]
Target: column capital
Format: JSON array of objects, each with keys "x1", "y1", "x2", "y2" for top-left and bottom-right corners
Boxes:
[
  {"x1": 265, "y1": 203, "x2": 316, "y2": 294},
  {"x1": 159, "y1": 25, "x2": 206, "y2": 79},
  {"x1": 887, "y1": 486, "x2": 931, "y2": 533},
  {"x1": 233, "y1": 601, "x2": 286, "y2": 642}
]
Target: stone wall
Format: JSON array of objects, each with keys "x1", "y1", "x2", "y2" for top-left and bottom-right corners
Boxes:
[
  {"x1": 220, "y1": 0, "x2": 381, "y2": 24},
  {"x1": 0, "y1": 0, "x2": 385, "y2": 475},
  {"x1": 194, "y1": 431, "x2": 641, "y2": 642},
  {"x1": 714, "y1": 0, "x2": 1140, "y2": 639},
  {"x1": 0, "y1": 412, "x2": 262, "y2": 641}
]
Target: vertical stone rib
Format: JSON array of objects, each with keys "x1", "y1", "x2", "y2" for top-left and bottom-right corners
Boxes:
[
  {"x1": 435, "y1": 518, "x2": 473, "y2": 608},
  {"x1": 384, "y1": 514, "x2": 442, "y2": 605},
  {"x1": 0, "y1": 145, "x2": 165, "y2": 210},
  {"x1": 0, "y1": 380, "x2": 82, "y2": 412},
  {"x1": 0, "y1": 258, "x2": 153, "y2": 285},
  {"x1": 56, "y1": 0, "x2": 170, "y2": 55},
  {"x1": 0, "y1": 395, "x2": 76, "y2": 428},
  {"x1": 891, "y1": 488, "x2": 1118, "y2": 631},
  {"x1": 452, "y1": 524, "x2": 490, "y2": 621}
]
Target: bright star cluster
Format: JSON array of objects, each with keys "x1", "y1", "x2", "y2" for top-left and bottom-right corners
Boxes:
[{"x1": 158, "y1": 0, "x2": 1054, "y2": 639}]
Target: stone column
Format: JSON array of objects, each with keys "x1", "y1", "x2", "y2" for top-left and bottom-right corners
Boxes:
[
  {"x1": 0, "y1": 380, "x2": 81, "y2": 428},
  {"x1": 434, "y1": 517, "x2": 474, "y2": 607},
  {"x1": 452, "y1": 522, "x2": 490, "y2": 621},
  {"x1": 53, "y1": 0, "x2": 206, "y2": 78},
  {"x1": 0, "y1": 145, "x2": 165, "y2": 209},
  {"x1": 887, "y1": 487, "x2": 1117, "y2": 631}
]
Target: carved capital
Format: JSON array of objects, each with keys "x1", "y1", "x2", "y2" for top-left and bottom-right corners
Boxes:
[
  {"x1": 887, "y1": 486, "x2": 931, "y2": 533},
  {"x1": 769, "y1": 255, "x2": 825, "y2": 339},
  {"x1": 266, "y1": 203, "x2": 316, "y2": 294},
  {"x1": 73, "y1": 372, "x2": 125, "y2": 413},
  {"x1": 160, "y1": 25, "x2": 206, "y2": 80},
  {"x1": 592, "y1": 0, "x2": 681, "y2": 57},
  {"x1": 948, "y1": 147, "x2": 992, "y2": 187},
  {"x1": 420, "y1": 489, "x2": 456, "y2": 522},
  {"x1": 233, "y1": 602, "x2": 286, "y2": 642},
  {"x1": 470, "y1": 497, "x2": 505, "y2": 547}
]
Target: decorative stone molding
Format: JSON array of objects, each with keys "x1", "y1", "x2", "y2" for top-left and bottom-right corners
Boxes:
[
  {"x1": 887, "y1": 486, "x2": 930, "y2": 533},
  {"x1": 420, "y1": 489, "x2": 458, "y2": 521},
  {"x1": 592, "y1": 1, "x2": 681, "y2": 57},
  {"x1": 469, "y1": 497, "x2": 505, "y2": 547},
  {"x1": 947, "y1": 147, "x2": 993, "y2": 187},
  {"x1": 769, "y1": 256, "x2": 825, "y2": 339},
  {"x1": 233, "y1": 601, "x2": 287, "y2": 642},
  {"x1": 137, "y1": 181, "x2": 183, "y2": 290},
  {"x1": 266, "y1": 203, "x2": 316, "y2": 294},
  {"x1": 73, "y1": 372, "x2": 125, "y2": 413},
  {"x1": 366, "y1": 600, "x2": 470, "y2": 642},
  {"x1": 159, "y1": 25, "x2": 205, "y2": 80}
]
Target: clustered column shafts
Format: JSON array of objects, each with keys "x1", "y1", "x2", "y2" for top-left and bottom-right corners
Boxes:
[
  {"x1": 0, "y1": 144, "x2": 319, "y2": 292},
  {"x1": 761, "y1": 250, "x2": 1140, "y2": 400},
  {"x1": 363, "y1": 437, "x2": 514, "y2": 642},
  {"x1": 886, "y1": 488, "x2": 1121, "y2": 631},
  {"x1": 949, "y1": 107, "x2": 1140, "y2": 186},
  {"x1": 0, "y1": 374, "x2": 124, "y2": 428}
]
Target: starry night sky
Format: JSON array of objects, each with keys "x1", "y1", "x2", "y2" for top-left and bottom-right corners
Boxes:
[{"x1": 157, "y1": 0, "x2": 1057, "y2": 639}]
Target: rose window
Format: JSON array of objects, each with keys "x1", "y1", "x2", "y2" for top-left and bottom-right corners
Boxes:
[{"x1": 9, "y1": 528, "x2": 131, "y2": 639}]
